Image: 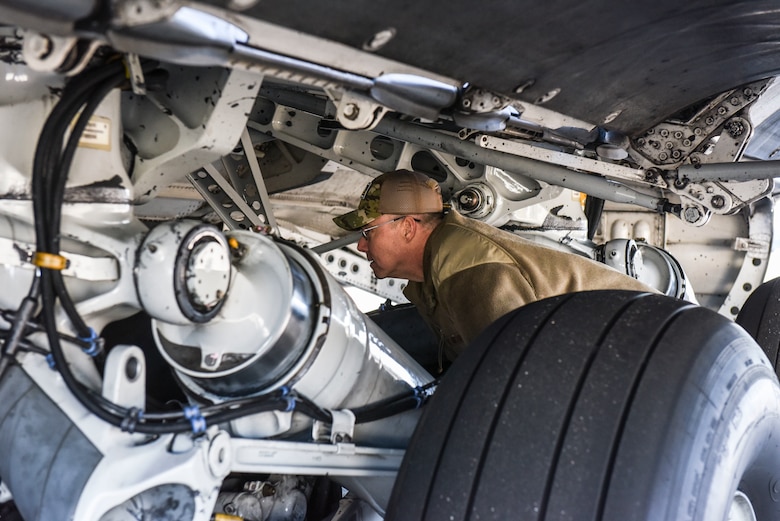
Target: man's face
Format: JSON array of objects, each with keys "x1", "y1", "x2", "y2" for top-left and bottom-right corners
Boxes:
[{"x1": 357, "y1": 215, "x2": 406, "y2": 279}]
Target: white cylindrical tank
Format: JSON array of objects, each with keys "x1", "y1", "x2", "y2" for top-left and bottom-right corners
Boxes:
[{"x1": 140, "y1": 227, "x2": 433, "y2": 448}]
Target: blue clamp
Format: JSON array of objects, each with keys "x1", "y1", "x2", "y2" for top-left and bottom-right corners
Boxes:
[
  {"x1": 277, "y1": 386, "x2": 295, "y2": 411},
  {"x1": 412, "y1": 386, "x2": 424, "y2": 408},
  {"x1": 120, "y1": 407, "x2": 145, "y2": 433},
  {"x1": 78, "y1": 328, "x2": 101, "y2": 357},
  {"x1": 46, "y1": 353, "x2": 56, "y2": 370},
  {"x1": 183, "y1": 405, "x2": 207, "y2": 434},
  {"x1": 413, "y1": 382, "x2": 438, "y2": 408}
]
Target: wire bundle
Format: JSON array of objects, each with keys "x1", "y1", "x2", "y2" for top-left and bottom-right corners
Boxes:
[{"x1": 21, "y1": 57, "x2": 432, "y2": 438}]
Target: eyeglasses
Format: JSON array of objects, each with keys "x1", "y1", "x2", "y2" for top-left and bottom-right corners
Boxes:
[{"x1": 360, "y1": 216, "x2": 405, "y2": 239}]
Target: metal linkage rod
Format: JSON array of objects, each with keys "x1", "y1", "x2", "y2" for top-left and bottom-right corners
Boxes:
[
  {"x1": 678, "y1": 161, "x2": 780, "y2": 183},
  {"x1": 372, "y1": 118, "x2": 668, "y2": 212}
]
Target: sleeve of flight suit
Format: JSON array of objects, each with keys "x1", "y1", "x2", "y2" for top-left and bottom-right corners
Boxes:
[{"x1": 435, "y1": 261, "x2": 539, "y2": 356}]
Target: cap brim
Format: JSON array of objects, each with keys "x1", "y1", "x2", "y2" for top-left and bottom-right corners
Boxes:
[{"x1": 333, "y1": 209, "x2": 375, "y2": 231}]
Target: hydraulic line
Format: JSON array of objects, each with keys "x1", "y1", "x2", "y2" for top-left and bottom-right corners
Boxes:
[{"x1": 25, "y1": 58, "x2": 431, "y2": 438}]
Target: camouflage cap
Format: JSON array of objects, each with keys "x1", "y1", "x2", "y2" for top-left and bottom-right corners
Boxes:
[{"x1": 333, "y1": 170, "x2": 443, "y2": 231}]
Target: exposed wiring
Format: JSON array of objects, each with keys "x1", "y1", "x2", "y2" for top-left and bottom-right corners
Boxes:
[{"x1": 19, "y1": 55, "x2": 435, "y2": 439}]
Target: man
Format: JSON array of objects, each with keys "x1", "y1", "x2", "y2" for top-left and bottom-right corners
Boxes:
[{"x1": 334, "y1": 169, "x2": 655, "y2": 364}]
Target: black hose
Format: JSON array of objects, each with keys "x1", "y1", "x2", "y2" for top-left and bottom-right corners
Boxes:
[
  {"x1": 29, "y1": 57, "x2": 432, "y2": 437},
  {"x1": 49, "y1": 72, "x2": 129, "y2": 337},
  {"x1": 32, "y1": 61, "x2": 125, "y2": 252},
  {"x1": 350, "y1": 380, "x2": 438, "y2": 424}
]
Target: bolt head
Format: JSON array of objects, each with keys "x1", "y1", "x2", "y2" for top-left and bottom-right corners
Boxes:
[
  {"x1": 343, "y1": 103, "x2": 359, "y2": 120},
  {"x1": 683, "y1": 207, "x2": 702, "y2": 223},
  {"x1": 27, "y1": 34, "x2": 52, "y2": 59}
]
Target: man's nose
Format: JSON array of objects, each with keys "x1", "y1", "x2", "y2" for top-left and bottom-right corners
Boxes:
[{"x1": 357, "y1": 235, "x2": 368, "y2": 252}]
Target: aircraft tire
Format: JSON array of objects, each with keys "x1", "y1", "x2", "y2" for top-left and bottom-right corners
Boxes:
[
  {"x1": 737, "y1": 276, "x2": 780, "y2": 373},
  {"x1": 386, "y1": 290, "x2": 780, "y2": 521}
]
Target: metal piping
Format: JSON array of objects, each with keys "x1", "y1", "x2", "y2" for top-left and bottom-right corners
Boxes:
[
  {"x1": 233, "y1": 42, "x2": 375, "y2": 92},
  {"x1": 372, "y1": 118, "x2": 667, "y2": 212},
  {"x1": 677, "y1": 161, "x2": 780, "y2": 183}
]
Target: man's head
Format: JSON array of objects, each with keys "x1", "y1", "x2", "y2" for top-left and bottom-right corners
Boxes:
[
  {"x1": 333, "y1": 169, "x2": 444, "y2": 231},
  {"x1": 333, "y1": 170, "x2": 445, "y2": 281}
]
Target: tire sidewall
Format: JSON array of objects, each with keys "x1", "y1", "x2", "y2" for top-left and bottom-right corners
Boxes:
[{"x1": 639, "y1": 332, "x2": 780, "y2": 520}]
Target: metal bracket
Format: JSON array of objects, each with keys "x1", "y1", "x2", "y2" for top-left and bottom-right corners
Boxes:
[
  {"x1": 238, "y1": 128, "x2": 279, "y2": 233},
  {"x1": 187, "y1": 165, "x2": 266, "y2": 231},
  {"x1": 330, "y1": 89, "x2": 389, "y2": 130},
  {"x1": 125, "y1": 53, "x2": 147, "y2": 95},
  {"x1": 312, "y1": 409, "x2": 356, "y2": 444},
  {"x1": 187, "y1": 126, "x2": 279, "y2": 234},
  {"x1": 101, "y1": 345, "x2": 146, "y2": 409},
  {"x1": 21, "y1": 30, "x2": 102, "y2": 76},
  {"x1": 718, "y1": 197, "x2": 773, "y2": 318},
  {"x1": 631, "y1": 79, "x2": 770, "y2": 167}
]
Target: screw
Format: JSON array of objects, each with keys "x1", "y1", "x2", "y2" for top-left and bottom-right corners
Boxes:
[
  {"x1": 674, "y1": 177, "x2": 689, "y2": 189},
  {"x1": 343, "y1": 103, "x2": 359, "y2": 120},
  {"x1": 711, "y1": 195, "x2": 726, "y2": 209},
  {"x1": 683, "y1": 206, "x2": 702, "y2": 223}
]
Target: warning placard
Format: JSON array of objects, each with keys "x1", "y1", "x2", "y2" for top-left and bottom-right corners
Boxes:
[{"x1": 78, "y1": 115, "x2": 111, "y2": 151}]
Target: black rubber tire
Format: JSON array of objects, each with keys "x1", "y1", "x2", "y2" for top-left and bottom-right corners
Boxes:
[
  {"x1": 737, "y1": 277, "x2": 780, "y2": 372},
  {"x1": 386, "y1": 290, "x2": 780, "y2": 521}
]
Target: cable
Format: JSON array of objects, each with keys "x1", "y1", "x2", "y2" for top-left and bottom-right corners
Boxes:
[
  {"x1": 49, "y1": 71, "x2": 129, "y2": 337},
  {"x1": 351, "y1": 380, "x2": 438, "y2": 424},
  {"x1": 26, "y1": 56, "x2": 436, "y2": 438}
]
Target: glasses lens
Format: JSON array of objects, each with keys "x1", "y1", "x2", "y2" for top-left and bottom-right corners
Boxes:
[{"x1": 361, "y1": 216, "x2": 402, "y2": 240}]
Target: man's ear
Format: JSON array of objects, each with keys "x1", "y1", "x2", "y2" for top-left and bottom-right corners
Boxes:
[{"x1": 402, "y1": 216, "x2": 417, "y2": 241}]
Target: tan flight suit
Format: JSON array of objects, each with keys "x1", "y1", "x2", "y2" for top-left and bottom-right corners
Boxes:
[{"x1": 403, "y1": 211, "x2": 656, "y2": 363}]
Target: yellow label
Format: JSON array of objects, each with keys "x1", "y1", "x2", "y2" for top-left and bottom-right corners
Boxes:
[{"x1": 78, "y1": 115, "x2": 111, "y2": 151}]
